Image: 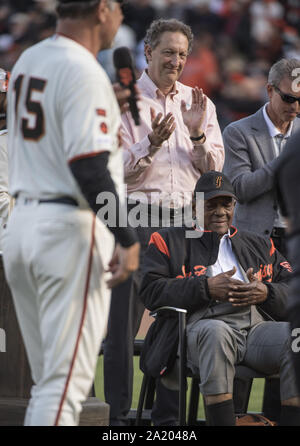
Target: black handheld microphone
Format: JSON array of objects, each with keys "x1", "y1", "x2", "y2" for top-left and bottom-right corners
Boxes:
[{"x1": 113, "y1": 46, "x2": 140, "y2": 126}]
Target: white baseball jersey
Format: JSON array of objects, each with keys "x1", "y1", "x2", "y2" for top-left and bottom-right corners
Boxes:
[
  {"x1": 3, "y1": 34, "x2": 125, "y2": 426},
  {"x1": 0, "y1": 129, "x2": 13, "y2": 252},
  {"x1": 7, "y1": 34, "x2": 124, "y2": 206}
]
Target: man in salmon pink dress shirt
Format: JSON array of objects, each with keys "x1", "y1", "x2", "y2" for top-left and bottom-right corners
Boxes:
[{"x1": 104, "y1": 18, "x2": 224, "y2": 426}]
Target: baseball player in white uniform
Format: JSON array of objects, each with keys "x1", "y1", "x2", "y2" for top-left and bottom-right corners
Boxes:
[{"x1": 3, "y1": 0, "x2": 139, "y2": 426}]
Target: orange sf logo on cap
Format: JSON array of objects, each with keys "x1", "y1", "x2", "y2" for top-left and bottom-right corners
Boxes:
[{"x1": 216, "y1": 176, "x2": 222, "y2": 188}]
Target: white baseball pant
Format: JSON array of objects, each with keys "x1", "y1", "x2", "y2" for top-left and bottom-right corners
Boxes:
[{"x1": 2, "y1": 199, "x2": 114, "y2": 426}]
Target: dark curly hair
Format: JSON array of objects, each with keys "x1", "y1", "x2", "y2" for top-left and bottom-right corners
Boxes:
[{"x1": 144, "y1": 19, "x2": 193, "y2": 62}]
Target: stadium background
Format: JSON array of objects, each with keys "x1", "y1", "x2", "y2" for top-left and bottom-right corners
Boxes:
[{"x1": 1, "y1": 0, "x2": 299, "y2": 415}]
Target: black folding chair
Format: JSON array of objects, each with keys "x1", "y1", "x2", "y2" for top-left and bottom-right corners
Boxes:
[{"x1": 136, "y1": 306, "x2": 280, "y2": 426}]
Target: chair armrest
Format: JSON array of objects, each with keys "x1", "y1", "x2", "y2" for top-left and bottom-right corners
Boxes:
[
  {"x1": 149, "y1": 307, "x2": 187, "y2": 347},
  {"x1": 149, "y1": 306, "x2": 187, "y2": 318},
  {"x1": 149, "y1": 307, "x2": 187, "y2": 425}
]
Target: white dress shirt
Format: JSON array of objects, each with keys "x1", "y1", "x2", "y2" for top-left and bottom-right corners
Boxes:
[
  {"x1": 121, "y1": 71, "x2": 225, "y2": 207},
  {"x1": 211, "y1": 231, "x2": 246, "y2": 282},
  {"x1": 262, "y1": 104, "x2": 290, "y2": 228},
  {"x1": 262, "y1": 103, "x2": 293, "y2": 156}
]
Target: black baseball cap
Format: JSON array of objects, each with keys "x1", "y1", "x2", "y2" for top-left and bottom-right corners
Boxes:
[{"x1": 194, "y1": 171, "x2": 237, "y2": 201}]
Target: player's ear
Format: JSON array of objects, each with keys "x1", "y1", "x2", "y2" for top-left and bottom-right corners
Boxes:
[{"x1": 97, "y1": 0, "x2": 109, "y2": 23}]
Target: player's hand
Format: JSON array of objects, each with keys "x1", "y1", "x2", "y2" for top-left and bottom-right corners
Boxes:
[
  {"x1": 106, "y1": 242, "x2": 140, "y2": 288},
  {"x1": 181, "y1": 87, "x2": 207, "y2": 138},
  {"x1": 228, "y1": 268, "x2": 268, "y2": 307},
  {"x1": 148, "y1": 107, "x2": 176, "y2": 147},
  {"x1": 113, "y1": 82, "x2": 139, "y2": 114},
  {"x1": 207, "y1": 267, "x2": 244, "y2": 302}
]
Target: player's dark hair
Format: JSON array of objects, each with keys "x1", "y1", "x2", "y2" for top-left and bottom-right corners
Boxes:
[
  {"x1": 144, "y1": 19, "x2": 193, "y2": 63},
  {"x1": 56, "y1": 0, "x2": 101, "y2": 19}
]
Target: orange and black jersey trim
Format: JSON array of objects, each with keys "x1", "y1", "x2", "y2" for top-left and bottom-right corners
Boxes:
[{"x1": 140, "y1": 225, "x2": 292, "y2": 322}]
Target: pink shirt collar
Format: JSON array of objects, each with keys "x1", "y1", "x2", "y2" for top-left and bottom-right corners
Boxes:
[{"x1": 138, "y1": 70, "x2": 179, "y2": 100}]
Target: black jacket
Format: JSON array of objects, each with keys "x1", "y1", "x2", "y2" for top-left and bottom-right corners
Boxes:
[
  {"x1": 139, "y1": 226, "x2": 292, "y2": 377},
  {"x1": 140, "y1": 226, "x2": 291, "y2": 321}
]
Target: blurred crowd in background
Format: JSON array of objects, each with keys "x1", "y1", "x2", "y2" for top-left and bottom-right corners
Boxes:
[{"x1": 0, "y1": 0, "x2": 300, "y2": 129}]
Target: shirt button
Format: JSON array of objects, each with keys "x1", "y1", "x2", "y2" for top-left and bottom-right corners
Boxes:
[{"x1": 265, "y1": 230, "x2": 269, "y2": 235}]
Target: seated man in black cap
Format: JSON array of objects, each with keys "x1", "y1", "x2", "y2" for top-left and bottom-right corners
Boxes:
[{"x1": 140, "y1": 171, "x2": 300, "y2": 426}]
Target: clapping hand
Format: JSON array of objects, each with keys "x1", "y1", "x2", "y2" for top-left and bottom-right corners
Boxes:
[
  {"x1": 228, "y1": 268, "x2": 268, "y2": 307},
  {"x1": 207, "y1": 267, "x2": 244, "y2": 302},
  {"x1": 148, "y1": 107, "x2": 176, "y2": 147},
  {"x1": 181, "y1": 87, "x2": 207, "y2": 138}
]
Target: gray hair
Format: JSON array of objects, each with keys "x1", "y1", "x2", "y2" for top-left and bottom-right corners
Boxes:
[
  {"x1": 144, "y1": 19, "x2": 193, "y2": 56},
  {"x1": 268, "y1": 58, "x2": 300, "y2": 87}
]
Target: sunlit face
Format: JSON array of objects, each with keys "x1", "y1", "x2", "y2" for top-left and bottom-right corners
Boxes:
[
  {"x1": 145, "y1": 31, "x2": 189, "y2": 90},
  {"x1": 204, "y1": 196, "x2": 236, "y2": 236},
  {"x1": 267, "y1": 76, "x2": 300, "y2": 124}
]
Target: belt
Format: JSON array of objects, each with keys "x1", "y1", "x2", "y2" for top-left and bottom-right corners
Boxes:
[
  {"x1": 40, "y1": 197, "x2": 78, "y2": 206},
  {"x1": 271, "y1": 227, "x2": 286, "y2": 238},
  {"x1": 15, "y1": 195, "x2": 78, "y2": 207}
]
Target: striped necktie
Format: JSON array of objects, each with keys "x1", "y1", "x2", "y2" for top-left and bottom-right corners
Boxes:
[{"x1": 274, "y1": 133, "x2": 286, "y2": 155}]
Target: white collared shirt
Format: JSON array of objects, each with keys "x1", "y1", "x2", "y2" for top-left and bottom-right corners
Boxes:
[
  {"x1": 263, "y1": 104, "x2": 290, "y2": 228},
  {"x1": 211, "y1": 231, "x2": 246, "y2": 282},
  {"x1": 262, "y1": 103, "x2": 293, "y2": 157},
  {"x1": 121, "y1": 70, "x2": 225, "y2": 207}
]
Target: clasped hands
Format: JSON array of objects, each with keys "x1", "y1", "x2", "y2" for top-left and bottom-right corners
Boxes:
[
  {"x1": 148, "y1": 86, "x2": 207, "y2": 147},
  {"x1": 207, "y1": 267, "x2": 268, "y2": 307}
]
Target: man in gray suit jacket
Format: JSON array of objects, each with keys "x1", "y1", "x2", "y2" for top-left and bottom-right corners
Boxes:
[{"x1": 223, "y1": 58, "x2": 300, "y2": 258}]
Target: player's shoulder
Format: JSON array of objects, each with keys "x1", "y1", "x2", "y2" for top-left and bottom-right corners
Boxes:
[
  {"x1": 20, "y1": 36, "x2": 109, "y2": 88},
  {"x1": 27, "y1": 36, "x2": 104, "y2": 77},
  {"x1": 12, "y1": 38, "x2": 47, "y2": 69},
  {"x1": 52, "y1": 36, "x2": 104, "y2": 75}
]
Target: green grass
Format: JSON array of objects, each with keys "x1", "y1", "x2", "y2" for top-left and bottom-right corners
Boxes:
[{"x1": 94, "y1": 356, "x2": 265, "y2": 421}]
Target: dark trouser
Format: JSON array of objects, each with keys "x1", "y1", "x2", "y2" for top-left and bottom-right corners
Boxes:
[
  {"x1": 104, "y1": 213, "x2": 180, "y2": 426},
  {"x1": 268, "y1": 228, "x2": 288, "y2": 420},
  {"x1": 287, "y1": 235, "x2": 300, "y2": 395},
  {"x1": 103, "y1": 276, "x2": 143, "y2": 425}
]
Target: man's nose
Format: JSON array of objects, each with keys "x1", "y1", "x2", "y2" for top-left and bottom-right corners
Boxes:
[
  {"x1": 214, "y1": 205, "x2": 226, "y2": 215},
  {"x1": 170, "y1": 54, "x2": 180, "y2": 66}
]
